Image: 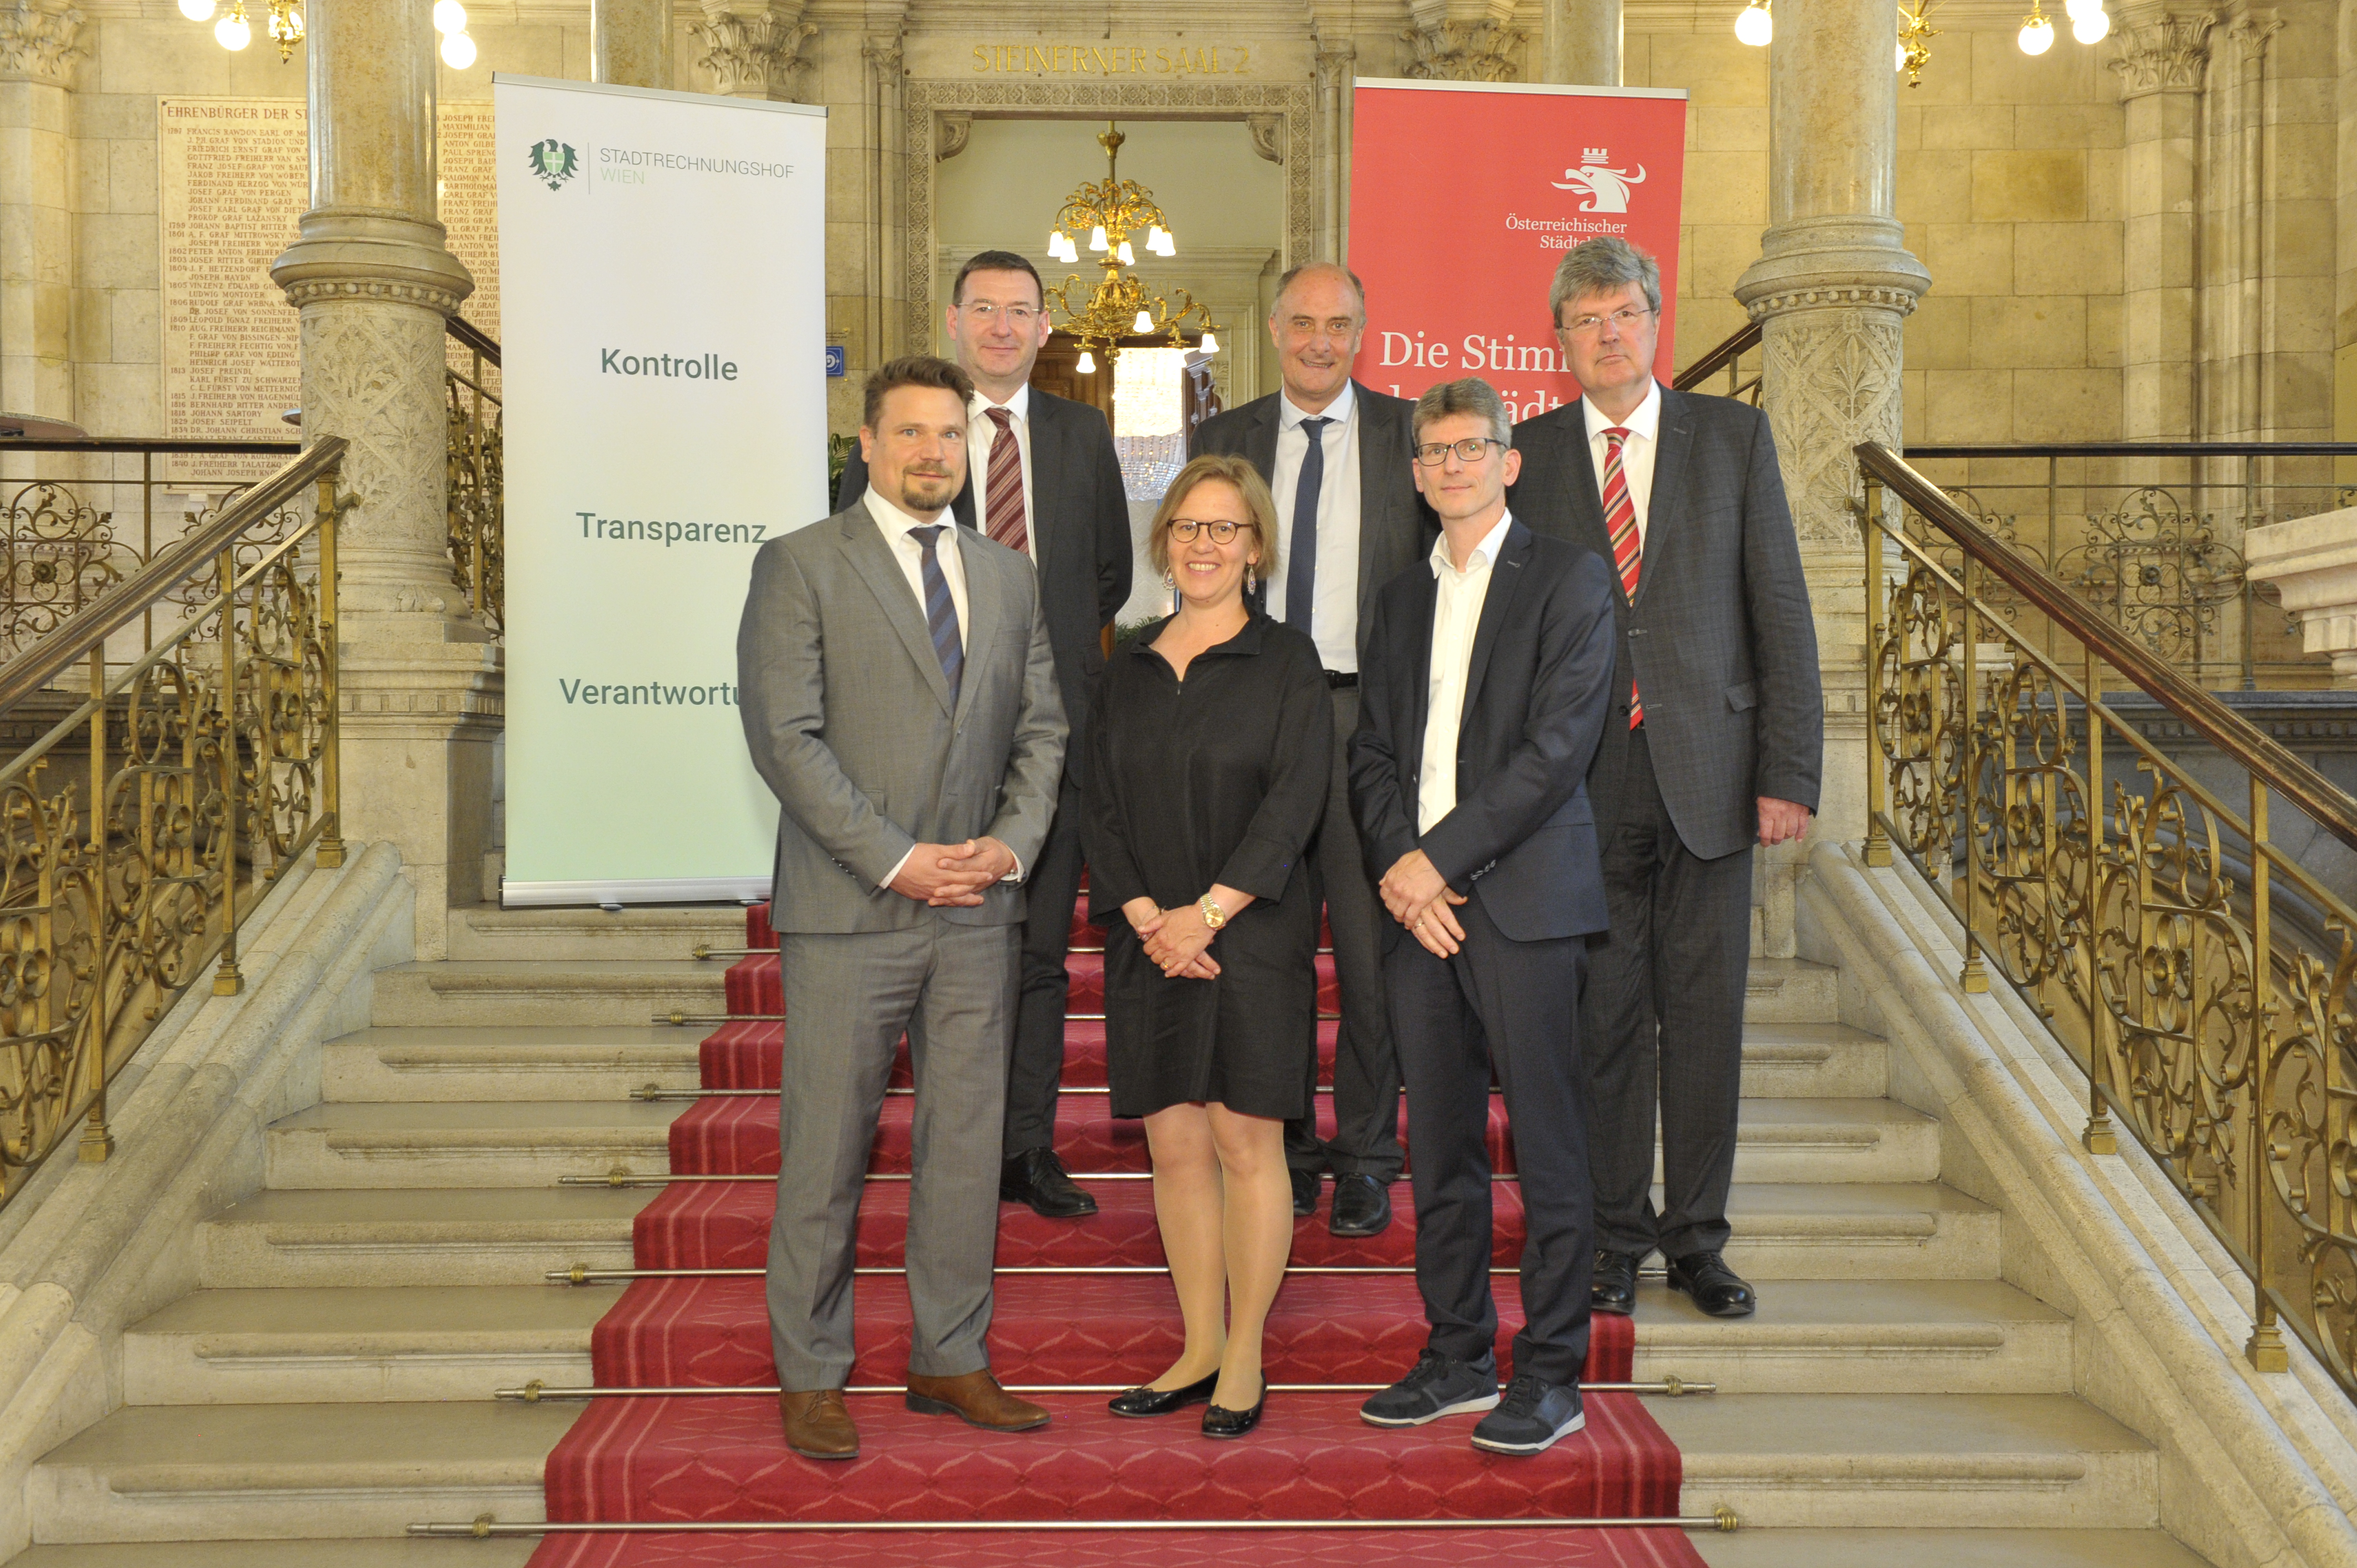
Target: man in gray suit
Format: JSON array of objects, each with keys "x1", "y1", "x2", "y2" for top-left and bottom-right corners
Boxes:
[
  {"x1": 1190, "y1": 262, "x2": 1437, "y2": 1238},
  {"x1": 739, "y1": 355, "x2": 1068, "y2": 1461},
  {"x1": 1509, "y1": 238, "x2": 1823, "y2": 1321}
]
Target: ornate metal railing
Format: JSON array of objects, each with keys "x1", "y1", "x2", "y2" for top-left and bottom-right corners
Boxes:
[
  {"x1": 1900, "y1": 442, "x2": 2357, "y2": 689},
  {"x1": 1671, "y1": 318, "x2": 1762, "y2": 404},
  {"x1": 445, "y1": 315, "x2": 503, "y2": 635},
  {"x1": 1860, "y1": 437, "x2": 2357, "y2": 1397},
  {"x1": 0, "y1": 439, "x2": 351, "y2": 1211}
]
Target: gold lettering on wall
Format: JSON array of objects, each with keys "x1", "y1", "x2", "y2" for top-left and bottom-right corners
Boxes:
[{"x1": 968, "y1": 42, "x2": 1254, "y2": 75}]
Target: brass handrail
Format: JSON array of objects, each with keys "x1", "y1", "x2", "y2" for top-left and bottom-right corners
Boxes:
[
  {"x1": 1671, "y1": 318, "x2": 1761, "y2": 392},
  {"x1": 445, "y1": 314, "x2": 502, "y2": 368},
  {"x1": 444, "y1": 319, "x2": 502, "y2": 632},
  {"x1": 1, "y1": 440, "x2": 353, "y2": 1210},
  {"x1": 1857, "y1": 437, "x2": 2357, "y2": 1397}
]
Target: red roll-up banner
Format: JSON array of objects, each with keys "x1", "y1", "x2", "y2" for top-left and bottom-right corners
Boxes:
[{"x1": 1347, "y1": 79, "x2": 1690, "y2": 419}]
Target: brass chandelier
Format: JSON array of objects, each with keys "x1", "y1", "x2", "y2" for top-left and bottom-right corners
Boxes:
[{"x1": 1045, "y1": 124, "x2": 1222, "y2": 374}]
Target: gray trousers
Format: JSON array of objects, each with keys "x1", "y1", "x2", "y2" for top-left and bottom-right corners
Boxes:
[
  {"x1": 1582, "y1": 724, "x2": 1754, "y2": 1261},
  {"x1": 766, "y1": 917, "x2": 1017, "y2": 1390},
  {"x1": 1006, "y1": 781, "x2": 1085, "y2": 1153},
  {"x1": 1288, "y1": 683, "x2": 1405, "y2": 1182}
]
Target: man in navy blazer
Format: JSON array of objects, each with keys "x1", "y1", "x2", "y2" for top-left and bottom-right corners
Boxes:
[{"x1": 1348, "y1": 376, "x2": 1617, "y2": 1456}]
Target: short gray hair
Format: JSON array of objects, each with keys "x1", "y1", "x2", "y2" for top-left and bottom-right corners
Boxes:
[
  {"x1": 1269, "y1": 261, "x2": 1367, "y2": 323},
  {"x1": 1548, "y1": 236, "x2": 1661, "y2": 325},
  {"x1": 1412, "y1": 378, "x2": 1512, "y2": 448}
]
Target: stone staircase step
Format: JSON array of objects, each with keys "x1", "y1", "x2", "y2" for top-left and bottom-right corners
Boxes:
[
  {"x1": 198, "y1": 1188, "x2": 651, "y2": 1289},
  {"x1": 1692, "y1": 1526, "x2": 2210, "y2": 1567},
  {"x1": 8, "y1": 1544, "x2": 537, "y2": 1567},
  {"x1": 1740, "y1": 959, "x2": 1841, "y2": 1024},
  {"x1": 1736, "y1": 1023, "x2": 1887, "y2": 1100},
  {"x1": 321, "y1": 1026, "x2": 701, "y2": 1102},
  {"x1": 449, "y1": 902, "x2": 750, "y2": 962},
  {"x1": 1700, "y1": 1182, "x2": 1998, "y2": 1280},
  {"x1": 1692, "y1": 1098, "x2": 1938, "y2": 1185},
  {"x1": 1631, "y1": 1278, "x2": 2071, "y2": 1394},
  {"x1": 25, "y1": 1401, "x2": 579, "y2": 1542},
  {"x1": 368, "y1": 961, "x2": 724, "y2": 1029},
  {"x1": 264, "y1": 1101, "x2": 683, "y2": 1189},
  {"x1": 121, "y1": 1287, "x2": 611, "y2": 1406},
  {"x1": 1659, "y1": 1393, "x2": 2157, "y2": 1530}
]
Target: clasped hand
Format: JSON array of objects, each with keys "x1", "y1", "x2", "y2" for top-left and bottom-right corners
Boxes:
[
  {"x1": 889, "y1": 837, "x2": 1015, "y2": 906},
  {"x1": 1381, "y1": 849, "x2": 1468, "y2": 958},
  {"x1": 1124, "y1": 897, "x2": 1221, "y2": 981}
]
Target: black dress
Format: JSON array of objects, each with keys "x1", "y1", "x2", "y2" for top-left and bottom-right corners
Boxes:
[{"x1": 1082, "y1": 611, "x2": 1334, "y2": 1120}]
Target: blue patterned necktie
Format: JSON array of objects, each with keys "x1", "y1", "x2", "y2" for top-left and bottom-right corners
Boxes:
[
  {"x1": 1285, "y1": 416, "x2": 1331, "y2": 633},
  {"x1": 909, "y1": 525, "x2": 962, "y2": 704}
]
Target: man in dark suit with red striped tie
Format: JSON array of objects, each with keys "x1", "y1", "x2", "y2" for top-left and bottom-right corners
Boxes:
[
  {"x1": 1507, "y1": 238, "x2": 1823, "y2": 1323},
  {"x1": 836, "y1": 251, "x2": 1134, "y2": 1220}
]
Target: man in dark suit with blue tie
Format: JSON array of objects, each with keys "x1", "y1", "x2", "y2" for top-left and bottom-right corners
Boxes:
[
  {"x1": 1349, "y1": 376, "x2": 1618, "y2": 1455},
  {"x1": 1509, "y1": 238, "x2": 1823, "y2": 1322}
]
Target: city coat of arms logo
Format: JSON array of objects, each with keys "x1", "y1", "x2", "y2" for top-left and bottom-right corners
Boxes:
[
  {"x1": 1551, "y1": 148, "x2": 1646, "y2": 214},
  {"x1": 527, "y1": 139, "x2": 579, "y2": 192}
]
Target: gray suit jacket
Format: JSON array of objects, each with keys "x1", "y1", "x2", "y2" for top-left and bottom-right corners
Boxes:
[
  {"x1": 1190, "y1": 380, "x2": 1437, "y2": 664},
  {"x1": 1509, "y1": 388, "x2": 1822, "y2": 862},
  {"x1": 737, "y1": 504, "x2": 1069, "y2": 933}
]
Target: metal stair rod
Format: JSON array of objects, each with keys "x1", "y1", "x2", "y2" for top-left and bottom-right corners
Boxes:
[
  {"x1": 411, "y1": 1510, "x2": 1741, "y2": 1537},
  {"x1": 548, "y1": 1263, "x2": 1672, "y2": 1282},
  {"x1": 497, "y1": 1376, "x2": 1713, "y2": 1400}
]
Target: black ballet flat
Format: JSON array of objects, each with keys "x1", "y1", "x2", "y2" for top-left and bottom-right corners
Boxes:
[
  {"x1": 1108, "y1": 1370, "x2": 1218, "y2": 1418},
  {"x1": 1200, "y1": 1381, "x2": 1268, "y2": 1438}
]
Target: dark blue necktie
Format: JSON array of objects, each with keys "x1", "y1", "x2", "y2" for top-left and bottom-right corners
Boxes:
[
  {"x1": 909, "y1": 525, "x2": 962, "y2": 704},
  {"x1": 1285, "y1": 416, "x2": 1331, "y2": 633}
]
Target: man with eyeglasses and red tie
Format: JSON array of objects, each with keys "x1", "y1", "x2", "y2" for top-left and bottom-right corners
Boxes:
[
  {"x1": 1507, "y1": 236, "x2": 1823, "y2": 1325},
  {"x1": 837, "y1": 249, "x2": 1133, "y2": 1223}
]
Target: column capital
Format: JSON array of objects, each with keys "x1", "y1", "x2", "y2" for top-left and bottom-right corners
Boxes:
[
  {"x1": 691, "y1": 0, "x2": 816, "y2": 100},
  {"x1": 0, "y1": 0, "x2": 86, "y2": 88},
  {"x1": 1734, "y1": 215, "x2": 1929, "y2": 322},
  {"x1": 272, "y1": 212, "x2": 476, "y2": 320},
  {"x1": 1398, "y1": 13, "x2": 1523, "y2": 81},
  {"x1": 2107, "y1": 8, "x2": 2217, "y2": 99}
]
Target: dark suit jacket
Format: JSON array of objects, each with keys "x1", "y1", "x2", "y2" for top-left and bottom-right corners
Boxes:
[
  {"x1": 1347, "y1": 519, "x2": 1618, "y2": 943},
  {"x1": 1188, "y1": 380, "x2": 1437, "y2": 664},
  {"x1": 836, "y1": 386, "x2": 1130, "y2": 786},
  {"x1": 1508, "y1": 388, "x2": 1823, "y2": 862}
]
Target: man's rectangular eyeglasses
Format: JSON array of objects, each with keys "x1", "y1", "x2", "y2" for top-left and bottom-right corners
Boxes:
[
  {"x1": 1170, "y1": 518, "x2": 1252, "y2": 544},
  {"x1": 1563, "y1": 306, "x2": 1655, "y2": 337},
  {"x1": 1414, "y1": 437, "x2": 1506, "y2": 466},
  {"x1": 960, "y1": 303, "x2": 1042, "y2": 327}
]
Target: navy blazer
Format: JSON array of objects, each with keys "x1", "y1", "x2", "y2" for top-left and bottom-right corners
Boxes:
[{"x1": 1347, "y1": 518, "x2": 1619, "y2": 943}]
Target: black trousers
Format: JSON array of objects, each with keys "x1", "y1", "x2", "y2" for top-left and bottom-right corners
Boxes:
[
  {"x1": 1287, "y1": 684, "x2": 1404, "y2": 1183},
  {"x1": 1005, "y1": 780, "x2": 1087, "y2": 1153},
  {"x1": 1388, "y1": 892, "x2": 1592, "y2": 1387},
  {"x1": 1583, "y1": 724, "x2": 1754, "y2": 1260}
]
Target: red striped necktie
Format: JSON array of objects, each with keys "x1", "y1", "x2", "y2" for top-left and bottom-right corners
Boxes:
[
  {"x1": 1602, "y1": 426, "x2": 1643, "y2": 729},
  {"x1": 984, "y1": 406, "x2": 1028, "y2": 556}
]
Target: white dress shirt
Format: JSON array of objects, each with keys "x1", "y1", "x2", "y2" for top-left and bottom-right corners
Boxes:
[
  {"x1": 1416, "y1": 509, "x2": 1516, "y2": 835},
  {"x1": 969, "y1": 384, "x2": 1038, "y2": 565},
  {"x1": 1267, "y1": 380, "x2": 1363, "y2": 673},
  {"x1": 862, "y1": 487, "x2": 1022, "y2": 888},
  {"x1": 1582, "y1": 378, "x2": 1664, "y2": 550}
]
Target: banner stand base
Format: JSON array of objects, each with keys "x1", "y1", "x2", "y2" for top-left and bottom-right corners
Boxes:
[{"x1": 502, "y1": 877, "x2": 772, "y2": 909}]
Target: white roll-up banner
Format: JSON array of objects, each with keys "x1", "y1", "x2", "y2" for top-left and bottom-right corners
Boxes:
[{"x1": 495, "y1": 74, "x2": 824, "y2": 906}]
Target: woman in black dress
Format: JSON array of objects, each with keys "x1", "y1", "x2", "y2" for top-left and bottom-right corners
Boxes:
[{"x1": 1083, "y1": 453, "x2": 1332, "y2": 1439}]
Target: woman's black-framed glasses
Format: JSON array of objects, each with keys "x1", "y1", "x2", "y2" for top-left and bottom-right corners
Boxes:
[
  {"x1": 1170, "y1": 518, "x2": 1250, "y2": 544},
  {"x1": 1414, "y1": 436, "x2": 1505, "y2": 466}
]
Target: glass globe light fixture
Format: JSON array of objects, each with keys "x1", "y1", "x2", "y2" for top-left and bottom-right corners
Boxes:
[
  {"x1": 1088, "y1": 225, "x2": 1108, "y2": 252},
  {"x1": 440, "y1": 29, "x2": 476, "y2": 66},
  {"x1": 1075, "y1": 349, "x2": 1097, "y2": 374},
  {"x1": 432, "y1": 0, "x2": 466, "y2": 32},
  {"x1": 1735, "y1": 0, "x2": 1773, "y2": 47},
  {"x1": 2018, "y1": 6, "x2": 2054, "y2": 51},
  {"x1": 1199, "y1": 331, "x2": 1219, "y2": 354},
  {"x1": 215, "y1": 11, "x2": 251, "y2": 48},
  {"x1": 178, "y1": 0, "x2": 216, "y2": 22},
  {"x1": 1116, "y1": 240, "x2": 1135, "y2": 266},
  {"x1": 2071, "y1": 7, "x2": 2108, "y2": 41}
]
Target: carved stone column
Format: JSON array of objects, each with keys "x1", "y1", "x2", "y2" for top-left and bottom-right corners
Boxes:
[
  {"x1": 1314, "y1": 38, "x2": 1355, "y2": 260},
  {"x1": 1400, "y1": 0, "x2": 1524, "y2": 80},
  {"x1": 594, "y1": 0, "x2": 674, "y2": 89},
  {"x1": 691, "y1": 0, "x2": 814, "y2": 100},
  {"x1": 1733, "y1": 0, "x2": 1928, "y2": 942},
  {"x1": 271, "y1": 0, "x2": 499, "y2": 955},
  {"x1": 1539, "y1": 0, "x2": 1620, "y2": 85},
  {"x1": 2111, "y1": 7, "x2": 2214, "y2": 443},
  {"x1": 0, "y1": 0, "x2": 85, "y2": 423}
]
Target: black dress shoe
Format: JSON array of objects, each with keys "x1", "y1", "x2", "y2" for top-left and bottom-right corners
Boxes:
[
  {"x1": 1000, "y1": 1147, "x2": 1098, "y2": 1219},
  {"x1": 1200, "y1": 1380, "x2": 1268, "y2": 1438},
  {"x1": 1289, "y1": 1167, "x2": 1321, "y2": 1217},
  {"x1": 1329, "y1": 1173, "x2": 1393, "y2": 1236},
  {"x1": 1108, "y1": 1370, "x2": 1218, "y2": 1418},
  {"x1": 1665, "y1": 1250, "x2": 1756, "y2": 1317},
  {"x1": 1591, "y1": 1249, "x2": 1639, "y2": 1316}
]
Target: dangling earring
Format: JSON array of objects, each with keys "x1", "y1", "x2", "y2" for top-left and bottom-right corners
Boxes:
[
  {"x1": 1244, "y1": 561, "x2": 1257, "y2": 594},
  {"x1": 1164, "y1": 568, "x2": 1176, "y2": 589}
]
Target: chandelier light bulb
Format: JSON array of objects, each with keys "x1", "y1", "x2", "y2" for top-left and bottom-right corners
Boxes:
[
  {"x1": 2018, "y1": 9, "x2": 2054, "y2": 51},
  {"x1": 1076, "y1": 349, "x2": 1097, "y2": 374},
  {"x1": 1049, "y1": 230, "x2": 1067, "y2": 257},
  {"x1": 1116, "y1": 240, "x2": 1135, "y2": 266},
  {"x1": 1200, "y1": 331, "x2": 1219, "y2": 354},
  {"x1": 2063, "y1": 0, "x2": 2097, "y2": 18},
  {"x1": 440, "y1": 28, "x2": 476, "y2": 66},
  {"x1": 178, "y1": 0, "x2": 215, "y2": 20},
  {"x1": 215, "y1": 10, "x2": 250, "y2": 48},
  {"x1": 1133, "y1": 310, "x2": 1154, "y2": 333},
  {"x1": 1088, "y1": 225, "x2": 1108, "y2": 252},
  {"x1": 432, "y1": 0, "x2": 466, "y2": 32},
  {"x1": 2071, "y1": 7, "x2": 2108, "y2": 40},
  {"x1": 1735, "y1": 0, "x2": 1773, "y2": 47}
]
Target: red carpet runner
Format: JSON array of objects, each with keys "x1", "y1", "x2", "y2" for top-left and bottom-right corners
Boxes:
[{"x1": 529, "y1": 898, "x2": 1704, "y2": 1566}]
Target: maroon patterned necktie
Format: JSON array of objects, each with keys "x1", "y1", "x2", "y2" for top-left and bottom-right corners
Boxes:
[
  {"x1": 984, "y1": 406, "x2": 1028, "y2": 556},
  {"x1": 1603, "y1": 427, "x2": 1642, "y2": 729}
]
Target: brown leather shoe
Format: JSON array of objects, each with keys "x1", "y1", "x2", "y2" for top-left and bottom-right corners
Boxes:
[
  {"x1": 779, "y1": 1388, "x2": 858, "y2": 1459},
  {"x1": 904, "y1": 1368, "x2": 1049, "y2": 1431}
]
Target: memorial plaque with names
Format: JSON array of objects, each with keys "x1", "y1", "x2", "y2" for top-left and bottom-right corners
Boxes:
[{"x1": 158, "y1": 97, "x2": 500, "y2": 484}]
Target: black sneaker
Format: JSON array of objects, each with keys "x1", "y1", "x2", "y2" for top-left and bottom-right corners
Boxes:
[
  {"x1": 1358, "y1": 1349, "x2": 1500, "y2": 1428},
  {"x1": 1470, "y1": 1373, "x2": 1586, "y2": 1455}
]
